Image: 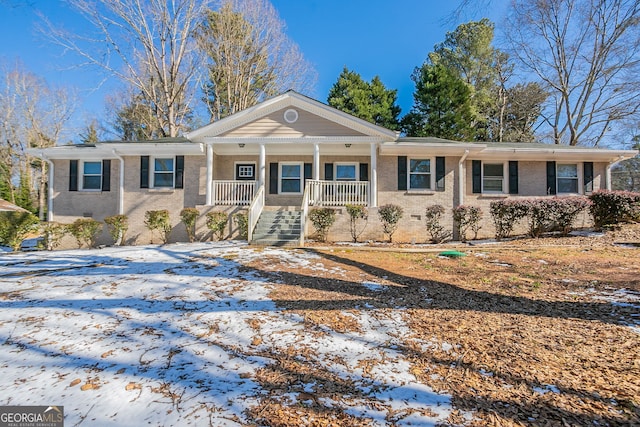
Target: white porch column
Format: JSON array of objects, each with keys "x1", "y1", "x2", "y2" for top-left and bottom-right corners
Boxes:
[
  {"x1": 313, "y1": 143, "x2": 320, "y2": 180},
  {"x1": 458, "y1": 150, "x2": 469, "y2": 207},
  {"x1": 259, "y1": 143, "x2": 266, "y2": 188},
  {"x1": 205, "y1": 144, "x2": 213, "y2": 205},
  {"x1": 370, "y1": 143, "x2": 378, "y2": 207},
  {"x1": 46, "y1": 158, "x2": 54, "y2": 222}
]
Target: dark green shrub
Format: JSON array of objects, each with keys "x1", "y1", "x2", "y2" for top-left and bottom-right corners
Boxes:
[
  {"x1": 67, "y1": 218, "x2": 103, "y2": 248},
  {"x1": 180, "y1": 208, "x2": 199, "y2": 242},
  {"x1": 425, "y1": 205, "x2": 451, "y2": 243},
  {"x1": 39, "y1": 222, "x2": 67, "y2": 250},
  {"x1": 548, "y1": 197, "x2": 590, "y2": 236},
  {"x1": 104, "y1": 214, "x2": 128, "y2": 246},
  {"x1": 589, "y1": 190, "x2": 640, "y2": 229},
  {"x1": 234, "y1": 212, "x2": 249, "y2": 240},
  {"x1": 144, "y1": 210, "x2": 172, "y2": 244},
  {"x1": 206, "y1": 211, "x2": 229, "y2": 241},
  {"x1": 452, "y1": 205, "x2": 482, "y2": 242},
  {"x1": 489, "y1": 200, "x2": 528, "y2": 240},
  {"x1": 345, "y1": 204, "x2": 367, "y2": 243},
  {"x1": 308, "y1": 208, "x2": 336, "y2": 242},
  {"x1": 0, "y1": 211, "x2": 39, "y2": 251},
  {"x1": 378, "y1": 204, "x2": 403, "y2": 242}
]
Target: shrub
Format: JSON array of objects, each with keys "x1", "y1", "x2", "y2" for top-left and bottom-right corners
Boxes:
[
  {"x1": 452, "y1": 205, "x2": 482, "y2": 242},
  {"x1": 489, "y1": 200, "x2": 528, "y2": 240},
  {"x1": 234, "y1": 212, "x2": 249, "y2": 240},
  {"x1": 308, "y1": 208, "x2": 336, "y2": 242},
  {"x1": 180, "y1": 208, "x2": 199, "y2": 242},
  {"x1": 378, "y1": 204, "x2": 403, "y2": 243},
  {"x1": 345, "y1": 204, "x2": 368, "y2": 243},
  {"x1": 206, "y1": 211, "x2": 229, "y2": 241},
  {"x1": 67, "y1": 218, "x2": 103, "y2": 248},
  {"x1": 424, "y1": 205, "x2": 451, "y2": 243},
  {"x1": 548, "y1": 197, "x2": 590, "y2": 236},
  {"x1": 144, "y1": 210, "x2": 172, "y2": 244},
  {"x1": 39, "y1": 222, "x2": 67, "y2": 250},
  {"x1": 104, "y1": 214, "x2": 128, "y2": 246},
  {"x1": 589, "y1": 190, "x2": 640, "y2": 229},
  {"x1": 0, "y1": 211, "x2": 39, "y2": 251}
]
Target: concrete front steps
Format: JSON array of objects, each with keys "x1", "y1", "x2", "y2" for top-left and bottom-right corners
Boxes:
[{"x1": 250, "y1": 207, "x2": 302, "y2": 247}]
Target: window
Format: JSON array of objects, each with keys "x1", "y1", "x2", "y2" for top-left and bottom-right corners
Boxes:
[
  {"x1": 483, "y1": 163, "x2": 505, "y2": 193},
  {"x1": 81, "y1": 161, "x2": 102, "y2": 190},
  {"x1": 235, "y1": 163, "x2": 256, "y2": 181},
  {"x1": 409, "y1": 158, "x2": 432, "y2": 190},
  {"x1": 335, "y1": 163, "x2": 358, "y2": 181},
  {"x1": 557, "y1": 164, "x2": 578, "y2": 193},
  {"x1": 279, "y1": 162, "x2": 302, "y2": 194},
  {"x1": 153, "y1": 158, "x2": 174, "y2": 188}
]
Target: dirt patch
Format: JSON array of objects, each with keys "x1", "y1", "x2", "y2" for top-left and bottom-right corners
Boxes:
[{"x1": 244, "y1": 225, "x2": 640, "y2": 426}]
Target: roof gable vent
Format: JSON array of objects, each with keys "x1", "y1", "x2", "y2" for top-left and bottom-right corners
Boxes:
[{"x1": 283, "y1": 108, "x2": 299, "y2": 124}]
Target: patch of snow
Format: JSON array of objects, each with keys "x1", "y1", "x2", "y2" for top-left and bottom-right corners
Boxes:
[
  {"x1": 534, "y1": 384, "x2": 561, "y2": 394},
  {"x1": 0, "y1": 242, "x2": 455, "y2": 425},
  {"x1": 362, "y1": 281, "x2": 385, "y2": 292}
]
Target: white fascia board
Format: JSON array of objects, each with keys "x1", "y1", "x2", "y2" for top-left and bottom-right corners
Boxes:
[
  {"x1": 28, "y1": 143, "x2": 203, "y2": 160},
  {"x1": 379, "y1": 142, "x2": 484, "y2": 156},
  {"x1": 187, "y1": 92, "x2": 397, "y2": 141},
  {"x1": 472, "y1": 147, "x2": 638, "y2": 162},
  {"x1": 203, "y1": 136, "x2": 387, "y2": 145}
]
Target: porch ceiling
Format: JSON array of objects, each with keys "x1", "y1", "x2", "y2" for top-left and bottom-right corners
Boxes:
[{"x1": 211, "y1": 141, "x2": 372, "y2": 156}]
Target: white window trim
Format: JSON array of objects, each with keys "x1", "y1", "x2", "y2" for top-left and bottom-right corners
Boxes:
[
  {"x1": 152, "y1": 156, "x2": 175, "y2": 189},
  {"x1": 481, "y1": 161, "x2": 508, "y2": 194},
  {"x1": 80, "y1": 160, "x2": 102, "y2": 191},
  {"x1": 234, "y1": 161, "x2": 257, "y2": 180},
  {"x1": 407, "y1": 157, "x2": 435, "y2": 191},
  {"x1": 557, "y1": 163, "x2": 583, "y2": 195},
  {"x1": 278, "y1": 161, "x2": 303, "y2": 194},
  {"x1": 334, "y1": 162, "x2": 360, "y2": 181}
]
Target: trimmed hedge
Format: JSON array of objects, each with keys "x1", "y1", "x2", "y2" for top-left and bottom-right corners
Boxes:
[{"x1": 589, "y1": 190, "x2": 640, "y2": 229}]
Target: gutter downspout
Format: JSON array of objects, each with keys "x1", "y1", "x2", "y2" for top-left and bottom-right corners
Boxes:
[
  {"x1": 112, "y1": 150, "x2": 125, "y2": 215},
  {"x1": 41, "y1": 151, "x2": 54, "y2": 222},
  {"x1": 458, "y1": 150, "x2": 469, "y2": 207},
  {"x1": 606, "y1": 155, "x2": 626, "y2": 190}
]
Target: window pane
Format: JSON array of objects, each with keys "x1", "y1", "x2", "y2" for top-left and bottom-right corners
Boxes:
[
  {"x1": 238, "y1": 165, "x2": 254, "y2": 178},
  {"x1": 410, "y1": 174, "x2": 431, "y2": 189},
  {"x1": 281, "y1": 178, "x2": 300, "y2": 193},
  {"x1": 154, "y1": 172, "x2": 174, "y2": 187},
  {"x1": 558, "y1": 178, "x2": 578, "y2": 193},
  {"x1": 484, "y1": 163, "x2": 503, "y2": 177},
  {"x1": 155, "y1": 158, "x2": 174, "y2": 172},
  {"x1": 557, "y1": 164, "x2": 577, "y2": 178},
  {"x1": 281, "y1": 164, "x2": 300, "y2": 178},
  {"x1": 483, "y1": 178, "x2": 503, "y2": 192},
  {"x1": 83, "y1": 176, "x2": 101, "y2": 189},
  {"x1": 336, "y1": 164, "x2": 356, "y2": 180},
  {"x1": 410, "y1": 159, "x2": 430, "y2": 173},
  {"x1": 83, "y1": 161, "x2": 101, "y2": 175}
]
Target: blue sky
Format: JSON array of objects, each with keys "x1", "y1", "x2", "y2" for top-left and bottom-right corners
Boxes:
[{"x1": 0, "y1": 0, "x2": 508, "y2": 139}]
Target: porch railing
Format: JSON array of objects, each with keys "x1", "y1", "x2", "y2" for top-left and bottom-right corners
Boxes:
[
  {"x1": 212, "y1": 180, "x2": 256, "y2": 205},
  {"x1": 306, "y1": 179, "x2": 369, "y2": 207},
  {"x1": 248, "y1": 184, "x2": 265, "y2": 242}
]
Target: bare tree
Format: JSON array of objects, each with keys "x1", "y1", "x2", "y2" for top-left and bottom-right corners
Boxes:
[
  {"x1": 0, "y1": 63, "x2": 74, "y2": 218},
  {"x1": 43, "y1": 0, "x2": 211, "y2": 138},
  {"x1": 196, "y1": 0, "x2": 316, "y2": 121},
  {"x1": 506, "y1": 0, "x2": 640, "y2": 146}
]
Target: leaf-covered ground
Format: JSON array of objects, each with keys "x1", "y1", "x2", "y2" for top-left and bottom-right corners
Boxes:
[{"x1": 0, "y1": 226, "x2": 638, "y2": 426}]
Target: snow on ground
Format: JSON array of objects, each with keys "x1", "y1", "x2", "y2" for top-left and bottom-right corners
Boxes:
[{"x1": 0, "y1": 242, "x2": 453, "y2": 426}]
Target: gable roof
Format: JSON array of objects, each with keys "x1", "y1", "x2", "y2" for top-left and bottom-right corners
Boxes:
[
  {"x1": 0, "y1": 199, "x2": 28, "y2": 212},
  {"x1": 185, "y1": 91, "x2": 398, "y2": 142}
]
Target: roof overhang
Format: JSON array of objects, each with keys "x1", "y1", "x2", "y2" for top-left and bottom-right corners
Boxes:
[
  {"x1": 380, "y1": 141, "x2": 484, "y2": 156},
  {"x1": 471, "y1": 147, "x2": 638, "y2": 162},
  {"x1": 28, "y1": 142, "x2": 203, "y2": 160},
  {"x1": 186, "y1": 91, "x2": 398, "y2": 142}
]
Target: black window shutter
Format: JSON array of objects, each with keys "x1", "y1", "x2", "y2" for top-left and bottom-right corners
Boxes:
[
  {"x1": 508, "y1": 161, "x2": 518, "y2": 195},
  {"x1": 359, "y1": 163, "x2": 369, "y2": 181},
  {"x1": 472, "y1": 160, "x2": 482, "y2": 194},
  {"x1": 397, "y1": 156, "x2": 407, "y2": 191},
  {"x1": 304, "y1": 163, "x2": 312, "y2": 186},
  {"x1": 102, "y1": 159, "x2": 111, "y2": 192},
  {"x1": 546, "y1": 161, "x2": 557, "y2": 195},
  {"x1": 175, "y1": 155, "x2": 184, "y2": 189},
  {"x1": 583, "y1": 161, "x2": 594, "y2": 194},
  {"x1": 324, "y1": 163, "x2": 334, "y2": 180},
  {"x1": 435, "y1": 157, "x2": 445, "y2": 191},
  {"x1": 269, "y1": 163, "x2": 278, "y2": 194},
  {"x1": 140, "y1": 156, "x2": 150, "y2": 189},
  {"x1": 69, "y1": 160, "x2": 78, "y2": 192}
]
